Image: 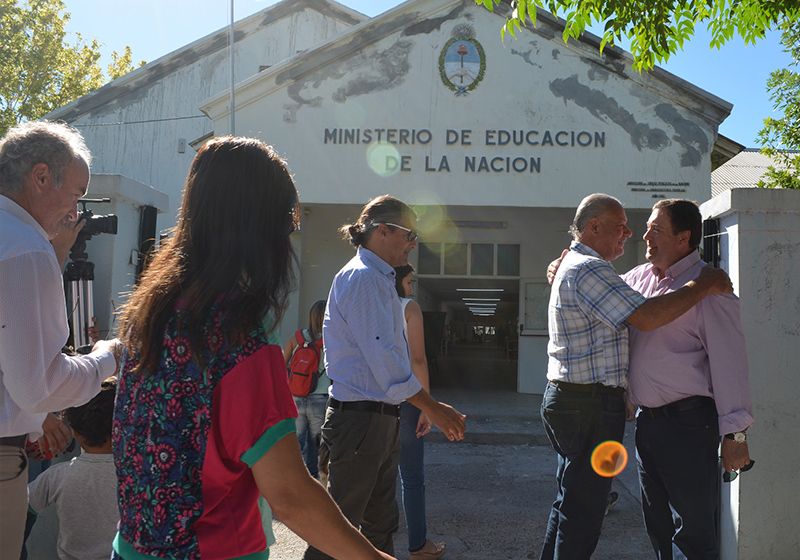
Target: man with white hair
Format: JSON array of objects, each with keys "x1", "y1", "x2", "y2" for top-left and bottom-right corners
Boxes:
[{"x1": 0, "y1": 121, "x2": 121, "y2": 556}]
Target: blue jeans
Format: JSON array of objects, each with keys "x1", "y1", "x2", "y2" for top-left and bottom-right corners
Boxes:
[
  {"x1": 540, "y1": 382, "x2": 626, "y2": 560},
  {"x1": 636, "y1": 398, "x2": 720, "y2": 560},
  {"x1": 399, "y1": 401, "x2": 427, "y2": 552},
  {"x1": 294, "y1": 394, "x2": 327, "y2": 478}
]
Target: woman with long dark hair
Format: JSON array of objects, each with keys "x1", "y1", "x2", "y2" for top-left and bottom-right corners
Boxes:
[
  {"x1": 394, "y1": 264, "x2": 446, "y2": 560},
  {"x1": 112, "y1": 137, "x2": 395, "y2": 560}
]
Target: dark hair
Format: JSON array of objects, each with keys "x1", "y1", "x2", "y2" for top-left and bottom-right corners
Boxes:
[
  {"x1": 569, "y1": 193, "x2": 623, "y2": 240},
  {"x1": 118, "y1": 137, "x2": 300, "y2": 372},
  {"x1": 653, "y1": 198, "x2": 702, "y2": 249},
  {"x1": 394, "y1": 264, "x2": 414, "y2": 298},
  {"x1": 339, "y1": 194, "x2": 416, "y2": 248},
  {"x1": 308, "y1": 300, "x2": 326, "y2": 339},
  {"x1": 62, "y1": 378, "x2": 116, "y2": 448}
]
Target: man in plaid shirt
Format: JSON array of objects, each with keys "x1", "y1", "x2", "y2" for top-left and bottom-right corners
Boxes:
[{"x1": 539, "y1": 193, "x2": 733, "y2": 560}]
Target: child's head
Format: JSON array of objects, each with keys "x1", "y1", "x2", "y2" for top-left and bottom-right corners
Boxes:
[{"x1": 62, "y1": 378, "x2": 116, "y2": 448}]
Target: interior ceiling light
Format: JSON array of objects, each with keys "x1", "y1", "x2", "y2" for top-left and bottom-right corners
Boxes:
[
  {"x1": 467, "y1": 303, "x2": 497, "y2": 307},
  {"x1": 462, "y1": 298, "x2": 500, "y2": 301},
  {"x1": 456, "y1": 288, "x2": 504, "y2": 292},
  {"x1": 446, "y1": 220, "x2": 507, "y2": 229}
]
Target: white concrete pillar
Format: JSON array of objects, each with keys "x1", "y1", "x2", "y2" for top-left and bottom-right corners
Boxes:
[{"x1": 701, "y1": 188, "x2": 800, "y2": 558}]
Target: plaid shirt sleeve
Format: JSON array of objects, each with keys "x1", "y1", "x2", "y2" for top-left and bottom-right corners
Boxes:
[{"x1": 575, "y1": 258, "x2": 647, "y2": 330}]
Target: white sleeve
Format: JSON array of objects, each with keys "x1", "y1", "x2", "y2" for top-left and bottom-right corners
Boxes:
[{"x1": 0, "y1": 251, "x2": 114, "y2": 414}]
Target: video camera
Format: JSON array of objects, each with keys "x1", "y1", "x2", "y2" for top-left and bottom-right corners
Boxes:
[
  {"x1": 80, "y1": 208, "x2": 118, "y2": 237},
  {"x1": 69, "y1": 198, "x2": 118, "y2": 262},
  {"x1": 65, "y1": 198, "x2": 118, "y2": 349}
]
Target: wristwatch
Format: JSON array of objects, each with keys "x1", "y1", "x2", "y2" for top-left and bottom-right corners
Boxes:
[{"x1": 725, "y1": 432, "x2": 747, "y2": 443}]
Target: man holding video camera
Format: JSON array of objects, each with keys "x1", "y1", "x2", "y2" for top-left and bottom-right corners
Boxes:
[{"x1": 0, "y1": 121, "x2": 122, "y2": 557}]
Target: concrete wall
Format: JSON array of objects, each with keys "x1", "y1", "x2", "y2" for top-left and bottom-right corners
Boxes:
[{"x1": 701, "y1": 188, "x2": 800, "y2": 559}]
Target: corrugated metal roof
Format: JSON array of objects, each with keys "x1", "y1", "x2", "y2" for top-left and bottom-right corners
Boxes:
[{"x1": 710, "y1": 149, "x2": 792, "y2": 197}]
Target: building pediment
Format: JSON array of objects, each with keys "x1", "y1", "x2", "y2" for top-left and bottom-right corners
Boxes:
[{"x1": 199, "y1": 0, "x2": 732, "y2": 210}]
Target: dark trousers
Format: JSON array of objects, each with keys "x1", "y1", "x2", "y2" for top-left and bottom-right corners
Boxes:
[
  {"x1": 539, "y1": 382, "x2": 626, "y2": 560},
  {"x1": 304, "y1": 406, "x2": 401, "y2": 560},
  {"x1": 636, "y1": 398, "x2": 721, "y2": 560}
]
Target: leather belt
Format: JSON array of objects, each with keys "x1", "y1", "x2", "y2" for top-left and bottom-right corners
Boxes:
[
  {"x1": 549, "y1": 380, "x2": 625, "y2": 398},
  {"x1": 640, "y1": 396, "x2": 715, "y2": 418},
  {"x1": 0, "y1": 435, "x2": 28, "y2": 448},
  {"x1": 328, "y1": 397, "x2": 401, "y2": 418}
]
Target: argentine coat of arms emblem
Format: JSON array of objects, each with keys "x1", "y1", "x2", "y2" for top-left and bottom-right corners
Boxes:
[{"x1": 439, "y1": 23, "x2": 486, "y2": 96}]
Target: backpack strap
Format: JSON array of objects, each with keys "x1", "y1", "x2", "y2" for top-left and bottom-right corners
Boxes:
[{"x1": 295, "y1": 329, "x2": 306, "y2": 347}]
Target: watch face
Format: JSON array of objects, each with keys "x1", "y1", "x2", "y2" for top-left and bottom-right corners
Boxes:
[{"x1": 734, "y1": 432, "x2": 746, "y2": 443}]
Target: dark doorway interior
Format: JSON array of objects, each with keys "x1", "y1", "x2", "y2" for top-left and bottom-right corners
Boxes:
[{"x1": 418, "y1": 277, "x2": 519, "y2": 391}]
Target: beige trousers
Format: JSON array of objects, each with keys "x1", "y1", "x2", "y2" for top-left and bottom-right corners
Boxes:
[{"x1": 0, "y1": 445, "x2": 28, "y2": 559}]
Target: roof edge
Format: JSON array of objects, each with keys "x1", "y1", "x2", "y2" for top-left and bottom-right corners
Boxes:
[{"x1": 44, "y1": 0, "x2": 367, "y2": 122}]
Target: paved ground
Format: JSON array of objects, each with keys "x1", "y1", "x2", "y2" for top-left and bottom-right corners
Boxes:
[
  {"x1": 28, "y1": 388, "x2": 654, "y2": 560},
  {"x1": 268, "y1": 388, "x2": 653, "y2": 560}
]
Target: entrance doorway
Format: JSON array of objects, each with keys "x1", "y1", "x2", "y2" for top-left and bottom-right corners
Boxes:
[{"x1": 416, "y1": 277, "x2": 519, "y2": 391}]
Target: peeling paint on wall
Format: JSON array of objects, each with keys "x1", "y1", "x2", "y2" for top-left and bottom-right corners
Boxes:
[
  {"x1": 333, "y1": 41, "x2": 414, "y2": 102},
  {"x1": 511, "y1": 43, "x2": 543, "y2": 69},
  {"x1": 579, "y1": 56, "x2": 627, "y2": 77},
  {"x1": 550, "y1": 74, "x2": 709, "y2": 167},
  {"x1": 655, "y1": 103, "x2": 709, "y2": 167},
  {"x1": 281, "y1": 35, "x2": 416, "y2": 122},
  {"x1": 550, "y1": 75, "x2": 670, "y2": 153},
  {"x1": 278, "y1": 4, "x2": 480, "y2": 121},
  {"x1": 401, "y1": 3, "x2": 468, "y2": 36},
  {"x1": 587, "y1": 66, "x2": 610, "y2": 82}
]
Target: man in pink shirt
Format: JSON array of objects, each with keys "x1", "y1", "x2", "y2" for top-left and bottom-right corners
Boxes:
[{"x1": 622, "y1": 199, "x2": 753, "y2": 560}]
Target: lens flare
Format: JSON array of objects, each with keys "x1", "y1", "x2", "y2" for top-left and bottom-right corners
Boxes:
[
  {"x1": 591, "y1": 440, "x2": 628, "y2": 477},
  {"x1": 366, "y1": 142, "x2": 401, "y2": 178}
]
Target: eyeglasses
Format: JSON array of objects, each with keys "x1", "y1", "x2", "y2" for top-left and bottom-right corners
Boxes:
[
  {"x1": 723, "y1": 459, "x2": 755, "y2": 483},
  {"x1": 382, "y1": 222, "x2": 418, "y2": 242}
]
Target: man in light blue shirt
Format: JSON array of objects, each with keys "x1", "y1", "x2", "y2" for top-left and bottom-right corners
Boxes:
[{"x1": 304, "y1": 195, "x2": 465, "y2": 560}]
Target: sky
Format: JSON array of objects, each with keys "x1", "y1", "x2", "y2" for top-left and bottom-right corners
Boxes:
[{"x1": 61, "y1": 0, "x2": 793, "y2": 148}]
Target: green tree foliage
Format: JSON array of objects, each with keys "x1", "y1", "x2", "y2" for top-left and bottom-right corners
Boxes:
[
  {"x1": 757, "y1": 20, "x2": 800, "y2": 189},
  {"x1": 108, "y1": 45, "x2": 146, "y2": 82},
  {"x1": 0, "y1": 0, "x2": 141, "y2": 136},
  {"x1": 474, "y1": 0, "x2": 800, "y2": 71}
]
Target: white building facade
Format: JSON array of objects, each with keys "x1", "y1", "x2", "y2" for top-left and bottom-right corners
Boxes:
[
  {"x1": 42, "y1": 1, "x2": 800, "y2": 558},
  {"x1": 50, "y1": 0, "x2": 733, "y2": 393}
]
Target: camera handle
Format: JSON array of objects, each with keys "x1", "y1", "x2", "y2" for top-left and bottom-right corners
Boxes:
[{"x1": 64, "y1": 260, "x2": 95, "y2": 349}]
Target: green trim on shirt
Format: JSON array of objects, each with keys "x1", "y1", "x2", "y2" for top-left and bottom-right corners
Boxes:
[
  {"x1": 114, "y1": 533, "x2": 271, "y2": 560},
  {"x1": 240, "y1": 417, "x2": 297, "y2": 468}
]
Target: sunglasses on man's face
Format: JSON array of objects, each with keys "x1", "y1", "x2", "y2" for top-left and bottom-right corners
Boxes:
[
  {"x1": 723, "y1": 459, "x2": 755, "y2": 483},
  {"x1": 383, "y1": 222, "x2": 418, "y2": 242}
]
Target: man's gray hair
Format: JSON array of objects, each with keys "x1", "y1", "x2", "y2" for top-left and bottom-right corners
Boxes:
[
  {"x1": 0, "y1": 121, "x2": 92, "y2": 195},
  {"x1": 568, "y1": 193, "x2": 623, "y2": 240}
]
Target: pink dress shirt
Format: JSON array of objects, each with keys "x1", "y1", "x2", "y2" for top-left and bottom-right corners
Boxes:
[{"x1": 622, "y1": 250, "x2": 753, "y2": 435}]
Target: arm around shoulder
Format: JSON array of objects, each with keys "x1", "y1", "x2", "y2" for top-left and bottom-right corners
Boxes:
[{"x1": 626, "y1": 265, "x2": 733, "y2": 332}]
